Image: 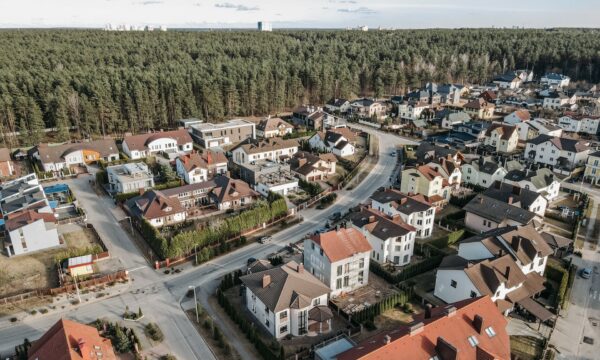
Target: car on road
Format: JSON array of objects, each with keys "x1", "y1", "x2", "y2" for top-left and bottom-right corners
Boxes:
[
  {"x1": 258, "y1": 236, "x2": 272, "y2": 244},
  {"x1": 390, "y1": 152, "x2": 396, "y2": 157},
  {"x1": 580, "y1": 268, "x2": 592, "y2": 279},
  {"x1": 247, "y1": 257, "x2": 257, "y2": 265},
  {"x1": 328, "y1": 212, "x2": 342, "y2": 221}
]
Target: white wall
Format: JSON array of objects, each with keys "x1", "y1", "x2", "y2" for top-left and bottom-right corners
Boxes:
[
  {"x1": 457, "y1": 242, "x2": 494, "y2": 261},
  {"x1": 7, "y1": 220, "x2": 60, "y2": 256},
  {"x1": 434, "y1": 269, "x2": 481, "y2": 304}
]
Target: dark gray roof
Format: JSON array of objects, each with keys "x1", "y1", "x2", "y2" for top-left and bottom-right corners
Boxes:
[
  {"x1": 350, "y1": 208, "x2": 415, "y2": 240},
  {"x1": 504, "y1": 168, "x2": 556, "y2": 189},
  {"x1": 464, "y1": 194, "x2": 537, "y2": 225},
  {"x1": 326, "y1": 98, "x2": 349, "y2": 107},
  {"x1": 439, "y1": 255, "x2": 470, "y2": 270},
  {"x1": 483, "y1": 181, "x2": 543, "y2": 210},
  {"x1": 414, "y1": 142, "x2": 460, "y2": 164},
  {"x1": 528, "y1": 135, "x2": 588, "y2": 153},
  {"x1": 369, "y1": 189, "x2": 432, "y2": 215}
]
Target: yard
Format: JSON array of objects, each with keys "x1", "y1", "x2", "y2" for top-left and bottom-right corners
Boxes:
[{"x1": 330, "y1": 273, "x2": 400, "y2": 315}]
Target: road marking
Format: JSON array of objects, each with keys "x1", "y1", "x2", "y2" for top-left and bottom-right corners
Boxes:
[{"x1": 127, "y1": 266, "x2": 146, "y2": 273}]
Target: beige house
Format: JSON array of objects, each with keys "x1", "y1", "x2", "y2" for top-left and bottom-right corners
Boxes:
[
  {"x1": 483, "y1": 123, "x2": 519, "y2": 153},
  {"x1": 256, "y1": 117, "x2": 294, "y2": 138},
  {"x1": 584, "y1": 151, "x2": 600, "y2": 185},
  {"x1": 290, "y1": 151, "x2": 337, "y2": 181},
  {"x1": 463, "y1": 98, "x2": 495, "y2": 119},
  {"x1": 400, "y1": 165, "x2": 451, "y2": 207}
]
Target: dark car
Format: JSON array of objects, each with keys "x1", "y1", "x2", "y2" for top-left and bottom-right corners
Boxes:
[{"x1": 247, "y1": 257, "x2": 257, "y2": 265}]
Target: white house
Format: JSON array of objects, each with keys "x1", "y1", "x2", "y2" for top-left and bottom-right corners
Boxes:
[
  {"x1": 397, "y1": 101, "x2": 429, "y2": 121},
  {"x1": 542, "y1": 92, "x2": 576, "y2": 110},
  {"x1": 325, "y1": 98, "x2": 351, "y2": 114},
  {"x1": 483, "y1": 181, "x2": 548, "y2": 217},
  {"x1": 504, "y1": 110, "x2": 530, "y2": 125},
  {"x1": 350, "y1": 207, "x2": 417, "y2": 266},
  {"x1": 504, "y1": 167, "x2": 561, "y2": 201},
  {"x1": 4, "y1": 209, "x2": 59, "y2": 257},
  {"x1": 370, "y1": 188, "x2": 435, "y2": 238},
  {"x1": 231, "y1": 138, "x2": 299, "y2": 166},
  {"x1": 106, "y1": 162, "x2": 155, "y2": 194},
  {"x1": 441, "y1": 111, "x2": 471, "y2": 129},
  {"x1": 558, "y1": 114, "x2": 600, "y2": 135},
  {"x1": 525, "y1": 134, "x2": 590, "y2": 172},
  {"x1": 517, "y1": 119, "x2": 563, "y2": 141},
  {"x1": 584, "y1": 151, "x2": 600, "y2": 185},
  {"x1": 304, "y1": 228, "x2": 371, "y2": 297},
  {"x1": 483, "y1": 124, "x2": 519, "y2": 153},
  {"x1": 461, "y1": 158, "x2": 507, "y2": 188},
  {"x1": 122, "y1": 129, "x2": 193, "y2": 160},
  {"x1": 240, "y1": 261, "x2": 332, "y2": 338},
  {"x1": 541, "y1": 73, "x2": 570, "y2": 88},
  {"x1": 256, "y1": 117, "x2": 294, "y2": 138},
  {"x1": 463, "y1": 194, "x2": 539, "y2": 234},
  {"x1": 434, "y1": 225, "x2": 552, "y2": 313},
  {"x1": 308, "y1": 128, "x2": 356, "y2": 158},
  {"x1": 34, "y1": 140, "x2": 119, "y2": 172},
  {"x1": 190, "y1": 119, "x2": 256, "y2": 149},
  {"x1": 176, "y1": 152, "x2": 209, "y2": 184},
  {"x1": 493, "y1": 72, "x2": 522, "y2": 89},
  {"x1": 349, "y1": 98, "x2": 387, "y2": 119}
]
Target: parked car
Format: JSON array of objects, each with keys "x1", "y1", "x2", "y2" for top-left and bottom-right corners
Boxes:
[
  {"x1": 390, "y1": 152, "x2": 396, "y2": 157},
  {"x1": 247, "y1": 257, "x2": 257, "y2": 265},
  {"x1": 580, "y1": 268, "x2": 592, "y2": 279},
  {"x1": 258, "y1": 236, "x2": 272, "y2": 244},
  {"x1": 329, "y1": 212, "x2": 342, "y2": 221}
]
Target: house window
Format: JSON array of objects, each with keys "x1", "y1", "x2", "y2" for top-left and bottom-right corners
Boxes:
[
  {"x1": 450, "y1": 280, "x2": 457, "y2": 288},
  {"x1": 313, "y1": 298, "x2": 321, "y2": 306},
  {"x1": 530, "y1": 263, "x2": 534, "y2": 270},
  {"x1": 538, "y1": 258, "x2": 544, "y2": 266},
  {"x1": 359, "y1": 258, "x2": 365, "y2": 268},
  {"x1": 343, "y1": 276, "x2": 349, "y2": 287},
  {"x1": 467, "y1": 336, "x2": 479, "y2": 347},
  {"x1": 337, "y1": 265, "x2": 342, "y2": 276},
  {"x1": 279, "y1": 325, "x2": 288, "y2": 334},
  {"x1": 485, "y1": 326, "x2": 496, "y2": 338},
  {"x1": 403, "y1": 254, "x2": 409, "y2": 263},
  {"x1": 311, "y1": 243, "x2": 315, "y2": 250},
  {"x1": 280, "y1": 311, "x2": 287, "y2": 320},
  {"x1": 358, "y1": 271, "x2": 364, "y2": 283},
  {"x1": 320, "y1": 249, "x2": 324, "y2": 256},
  {"x1": 344, "y1": 263, "x2": 350, "y2": 273},
  {"x1": 336, "y1": 278, "x2": 342, "y2": 289},
  {"x1": 265, "y1": 319, "x2": 270, "y2": 327},
  {"x1": 470, "y1": 291, "x2": 477, "y2": 298}
]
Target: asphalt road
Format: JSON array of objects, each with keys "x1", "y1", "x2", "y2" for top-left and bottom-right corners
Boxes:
[{"x1": 0, "y1": 128, "x2": 417, "y2": 358}]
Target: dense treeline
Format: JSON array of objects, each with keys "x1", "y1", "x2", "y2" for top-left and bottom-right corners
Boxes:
[{"x1": 1, "y1": 28, "x2": 600, "y2": 147}]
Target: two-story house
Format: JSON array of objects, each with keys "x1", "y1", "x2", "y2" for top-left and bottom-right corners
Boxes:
[
  {"x1": 190, "y1": 119, "x2": 256, "y2": 149},
  {"x1": 483, "y1": 124, "x2": 519, "y2": 153},
  {"x1": 290, "y1": 151, "x2": 337, "y2": 181},
  {"x1": 427, "y1": 157, "x2": 462, "y2": 190},
  {"x1": 122, "y1": 129, "x2": 193, "y2": 160},
  {"x1": 400, "y1": 164, "x2": 452, "y2": 205},
  {"x1": 463, "y1": 194, "x2": 540, "y2": 233},
  {"x1": 127, "y1": 190, "x2": 187, "y2": 228},
  {"x1": 240, "y1": 261, "x2": 332, "y2": 338},
  {"x1": 304, "y1": 227, "x2": 371, "y2": 297},
  {"x1": 558, "y1": 114, "x2": 600, "y2": 135},
  {"x1": 461, "y1": 157, "x2": 507, "y2": 188},
  {"x1": 370, "y1": 188, "x2": 435, "y2": 238},
  {"x1": 397, "y1": 101, "x2": 430, "y2": 121},
  {"x1": 483, "y1": 181, "x2": 548, "y2": 217},
  {"x1": 504, "y1": 167, "x2": 560, "y2": 201},
  {"x1": 350, "y1": 207, "x2": 416, "y2": 266},
  {"x1": 325, "y1": 98, "x2": 351, "y2": 114},
  {"x1": 525, "y1": 134, "x2": 590, "y2": 172},
  {"x1": 441, "y1": 111, "x2": 471, "y2": 129},
  {"x1": 493, "y1": 72, "x2": 522, "y2": 89},
  {"x1": 4, "y1": 209, "x2": 59, "y2": 257},
  {"x1": 584, "y1": 151, "x2": 600, "y2": 185},
  {"x1": 256, "y1": 117, "x2": 294, "y2": 138},
  {"x1": 503, "y1": 110, "x2": 531, "y2": 125},
  {"x1": 434, "y1": 225, "x2": 552, "y2": 316},
  {"x1": 452, "y1": 121, "x2": 490, "y2": 141},
  {"x1": 541, "y1": 73, "x2": 570, "y2": 88},
  {"x1": 308, "y1": 128, "x2": 356, "y2": 157},
  {"x1": 106, "y1": 162, "x2": 155, "y2": 194},
  {"x1": 464, "y1": 98, "x2": 495, "y2": 119},
  {"x1": 0, "y1": 148, "x2": 15, "y2": 178},
  {"x1": 542, "y1": 92, "x2": 576, "y2": 110},
  {"x1": 516, "y1": 118, "x2": 563, "y2": 141},
  {"x1": 232, "y1": 138, "x2": 299, "y2": 166},
  {"x1": 349, "y1": 98, "x2": 387, "y2": 119},
  {"x1": 33, "y1": 140, "x2": 119, "y2": 172}
]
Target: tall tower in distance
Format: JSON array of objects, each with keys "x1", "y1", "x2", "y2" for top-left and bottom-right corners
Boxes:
[{"x1": 258, "y1": 21, "x2": 272, "y2": 32}]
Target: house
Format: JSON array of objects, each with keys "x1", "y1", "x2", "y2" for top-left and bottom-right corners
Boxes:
[
  {"x1": 256, "y1": 117, "x2": 294, "y2": 138},
  {"x1": 107, "y1": 162, "x2": 154, "y2": 194},
  {"x1": 400, "y1": 165, "x2": 452, "y2": 206},
  {"x1": 238, "y1": 160, "x2": 298, "y2": 197},
  {"x1": 426, "y1": 83, "x2": 462, "y2": 105},
  {"x1": 349, "y1": 98, "x2": 387, "y2": 119},
  {"x1": 517, "y1": 118, "x2": 563, "y2": 141},
  {"x1": 541, "y1": 73, "x2": 570, "y2": 88},
  {"x1": 504, "y1": 110, "x2": 531, "y2": 125},
  {"x1": 0, "y1": 148, "x2": 14, "y2": 177},
  {"x1": 542, "y1": 92, "x2": 576, "y2": 110},
  {"x1": 4, "y1": 209, "x2": 59, "y2": 257},
  {"x1": 240, "y1": 261, "x2": 332, "y2": 338},
  {"x1": 65, "y1": 254, "x2": 95, "y2": 277},
  {"x1": 493, "y1": 72, "x2": 522, "y2": 89},
  {"x1": 397, "y1": 101, "x2": 429, "y2": 121},
  {"x1": 525, "y1": 134, "x2": 590, "y2": 172},
  {"x1": 33, "y1": 140, "x2": 119, "y2": 172},
  {"x1": 290, "y1": 151, "x2": 337, "y2": 181},
  {"x1": 464, "y1": 98, "x2": 495, "y2": 119},
  {"x1": 584, "y1": 151, "x2": 600, "y2": 185},
  {"x1": 350, "y1": 206, "x2": 416, "y2": 266},
  {"x1": 426, "y1": 157, "x2": 462, "y2": 190},
  {"x1": 453, "y1": 121, "x2": 490, "y2": 141},
  {"x1": 175, "y1": 152, "x2": 207, "y2": 184},
  {"x1": 483, "y1": 181, "x2": 548, "y2": 217},
  {"x1": 178, "y1": 118, "x2": 203, "y2": 129},
  {"x1": 480, "y1": 90, "x2": 497, "y2": 104},
  {"x1": 27, "y1": 318, "x2": 117, "y2": 360},
  {"x1": 304, "y1": 227, "x2": 371, "y2": 297},
  {"x1": 441, "y1": 111, "x2": 471, "y2": 129},
  {"x1": 308, "y1": 128, "x2": 356, "y2": 157},
  {"x1": 122, "y1": 129, "x2": 193, "y2": 160},
  {"x1": 483, "y1": 123, "x2": 519, "y2": 153},
  {"x1": 231, "y1": 138, "x2": 299, "y2": 165},
  {"x1": 413, "y1": 142, "x2": 464, "y2": 165},
  {"x1": 558, "y1": 114, "x2": 600, "y2": 134},
  {"x1": 292, "y1": 105, "x2": 339, "y2": 130},
  {"x1": 336, "y1": 296, "x2": 510, "y2": 360},
  {"x1": 325, "y1": 98, "x2": 350, "y2": 113},
  {"x1": 160, "y1": 181, "x2": 216, "y2": 211},
  {"x1": 370, "y1": 188, "x2": 435, "y2": 238},
  {"x1": 190, "y1": 119, "x2": 256, "y2": 149},
  {"x1": 464, "y1": 194, "x2": 539, "y2": 233},
  {"x1": 540, "y1": 231, "x2": 574, "y2": 258},
  {"x1": 209, "y1": 176, "x2": 260, "y2": 210},
  {"x1": 504, "y1": 167, "x2": 560, "y2": 201},
  {"x1": 434, "y1": 225, "x2": 552, "y2": 317},
  {"x1": 460, "y1": 157, "x2": 507, "y2": 188},
  {"x1": 0, "y1": 173, "x2": 51, "y2": 216},
  {"x1": 126, "y1": 189, "x2": 187, "y2": 228}
]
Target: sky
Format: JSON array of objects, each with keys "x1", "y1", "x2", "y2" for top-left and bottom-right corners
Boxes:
[{"x1": 0, "y1": 0, "x2": 599, "y2": 29}]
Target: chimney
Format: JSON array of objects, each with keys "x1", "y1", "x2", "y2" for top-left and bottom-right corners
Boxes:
[
  {"x1": 512, "y1": 185, "x2": 521, "y2": 195},
  {"x1": 77, "y1": 338, "x2": 85, "y2": 354},
  {"x1": 297, "y1": 263, "x2": 304, "y2": 273},
  {"x1": 495, "y1": 181, "x2": 502, "y2": 190},
  {"x1": 473, "y1": 314, "x2": 485, "y2": 334},
  {"x1": 445, "y1": 306, "x2": 457, "y2": 317},
  {"x1": 511, "y1": 236, "x2": 521, "y2": 252},
  {"x1": 262, "y1": 274, "x2": 271, "y2": 288},
  {"x1": 424, "y1": 304, "x2": 433, "y2": 319},
  {"x1": 436, "y1": 337, "x2": 458, "y2": 360},
  {"x1": 409, "y1": 322, "x2": 424, "y2": 336},
  {"x1": 368, "y1": 215, "x2": 376, "y2": 223},
  {"x1": 504, "y1": 266, "x2": 511, "y2": 279},
  {"x1": 508, "y1": 196, "x2": 513, "y2": 205},
  {"x1": 384, "y1": 334, "x2": 391, "y2": 345},
  {"x1": 479, "y1": 196, "x2": 484, "y2": 204}
]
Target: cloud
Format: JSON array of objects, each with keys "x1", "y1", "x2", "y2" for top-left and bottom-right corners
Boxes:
[
  {"x1": 139, "y1": 0, "x2": 162, "y2": 4},
  {"x1": 339, "y1": 0, "x2": 357, "y2": 3},
  {"x1": 337, "y1": 7, "x2": 375, "y2": 14},
  {"x1": 215, "y1": 2, "x2": 259, "y2": 11}
]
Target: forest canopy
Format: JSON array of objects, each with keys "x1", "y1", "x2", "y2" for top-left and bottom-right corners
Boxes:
[{"x1": 1, "y1": 28, "x2": 599, "y2": 147}]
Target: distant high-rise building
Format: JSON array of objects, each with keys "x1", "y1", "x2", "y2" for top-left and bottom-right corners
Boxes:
[{"x1": 258, "y1": 21, "x2": 272, "y2": 32}]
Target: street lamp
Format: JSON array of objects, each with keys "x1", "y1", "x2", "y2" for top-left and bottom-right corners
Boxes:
[
  {"x1": 189, "y1": 285, "x2": 199, "y2": 323},
  {"x1": 125, "y1": 216, "x2": 133, "y2": 234}
]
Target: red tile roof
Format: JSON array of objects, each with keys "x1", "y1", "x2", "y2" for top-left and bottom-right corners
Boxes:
[
  {"x1": 310, "y1": 228, "x2": 372, "y2": 263},
  {"x1": 5, "y1": 209, "x2": 56, "y2": 231},
  {"x1": 337, "y1": 296, "x2": 510, "y2": 360},
  {"x1": 417, "y1": 165, "x2": 443, "y2": 181},
  {"x1": 28, "y1": 318, "x2": 116, "y2": 360}
]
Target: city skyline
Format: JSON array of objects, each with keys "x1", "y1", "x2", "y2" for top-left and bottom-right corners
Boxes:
[{"x1": 0, "y1": 0, "x2": 599, "y2": 29}]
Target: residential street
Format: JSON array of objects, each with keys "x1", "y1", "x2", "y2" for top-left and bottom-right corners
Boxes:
[
  {"x1": 0, "y1": 129, "x2": 416, "y2": 359},
  {"x1": 551, "y1": 180, "x2": 600, "y2": 360}
]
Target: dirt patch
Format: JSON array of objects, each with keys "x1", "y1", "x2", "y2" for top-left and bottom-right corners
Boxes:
[
  {"x1": 331, "y1": 273, "x2": 399, "y2": 314},
  {"x1": 62, "y1": 228, "x2": 101, "y2": 248}
]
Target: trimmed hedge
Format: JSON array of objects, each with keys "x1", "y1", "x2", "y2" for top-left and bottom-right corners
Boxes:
[
  {"x1": 370, "y1": 251, "x2": 444, "y2": 284},
  {"x1": 428, "y1": 229, "x2": 466, "y2": 249},
  {"x1": 545, "y1": 262, "x2": 569, "y2": 309}
]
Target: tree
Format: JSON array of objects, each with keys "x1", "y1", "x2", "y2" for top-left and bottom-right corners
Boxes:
[
  {"x1": 113, "y1": 325, "x2": 131, "y2": 353},
  {"x1": 159, "y1": 164, "x2": 178, "y2": 182}
]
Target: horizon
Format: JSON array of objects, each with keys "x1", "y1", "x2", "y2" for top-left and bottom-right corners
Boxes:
[{"x1": 1, "y1": 0, "x2": 599, "y2": 29}]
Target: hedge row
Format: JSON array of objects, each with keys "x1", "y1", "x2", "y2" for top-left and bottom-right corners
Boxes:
[
  {"x1": 351, "y1": 291, "x2": 409, "y2": 323},
  {"x1": 427, "y1": 229, "x2": 466, "y2": 249},
  {"x1": 370, "y1": 252, "x2": 444, "y2": 284},
  {"x1": 545, "y1": 262, "x2": 570, "y2": 309}
]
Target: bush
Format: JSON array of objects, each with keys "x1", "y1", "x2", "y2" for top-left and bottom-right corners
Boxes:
[
  {"x1": 370, "y1": 252, "x2": 444, "y2": 284},
  {"x1": 145, "y1": 322, "x2": 164, "y2": 342},
  {"x1": 364, "y1": 320, "x2": 377, "y2": 331},
  {"x1": 298, "y1": 179, "x2": 322, "y2": 196},
  {"x1": 428, "y1": 229, "x2": 466, "y2": 249}
]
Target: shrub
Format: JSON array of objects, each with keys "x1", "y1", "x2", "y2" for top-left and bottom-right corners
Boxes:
[
  {"x1": 10, "y1": 317, "x2": 17, "y2": 322},
  {"x1": 39, "y1": 308, "x2": 48, "y2": 314},
  {"x1": 145, "y1": 322, "x2": 164, "y2": 342},
  {"x1": 30, "y1": 310, "x2": 37, "y2": 315},
  {"x1": 364, "y1": 320, "x2": 377, "y2": 330}
]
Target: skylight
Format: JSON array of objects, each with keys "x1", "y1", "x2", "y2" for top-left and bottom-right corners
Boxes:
[
  {"x1": 468, "y1": 335, "x2": 479, "y2": 347},
  {"x1": 485, "y1": 326, "x2": 496, "y2": 337}
]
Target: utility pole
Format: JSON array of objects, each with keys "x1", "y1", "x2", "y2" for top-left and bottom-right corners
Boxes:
[
  {"x1": 189, "y1": 285, "x2": 199, "y2": 323},
  {"x1": 74, "y1": 275, "x2": 82, "y2": 304}
]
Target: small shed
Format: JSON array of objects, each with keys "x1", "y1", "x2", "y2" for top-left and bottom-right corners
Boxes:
[{"x1": 67, "y1": 255, "x2": 94, "y2": 277}]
